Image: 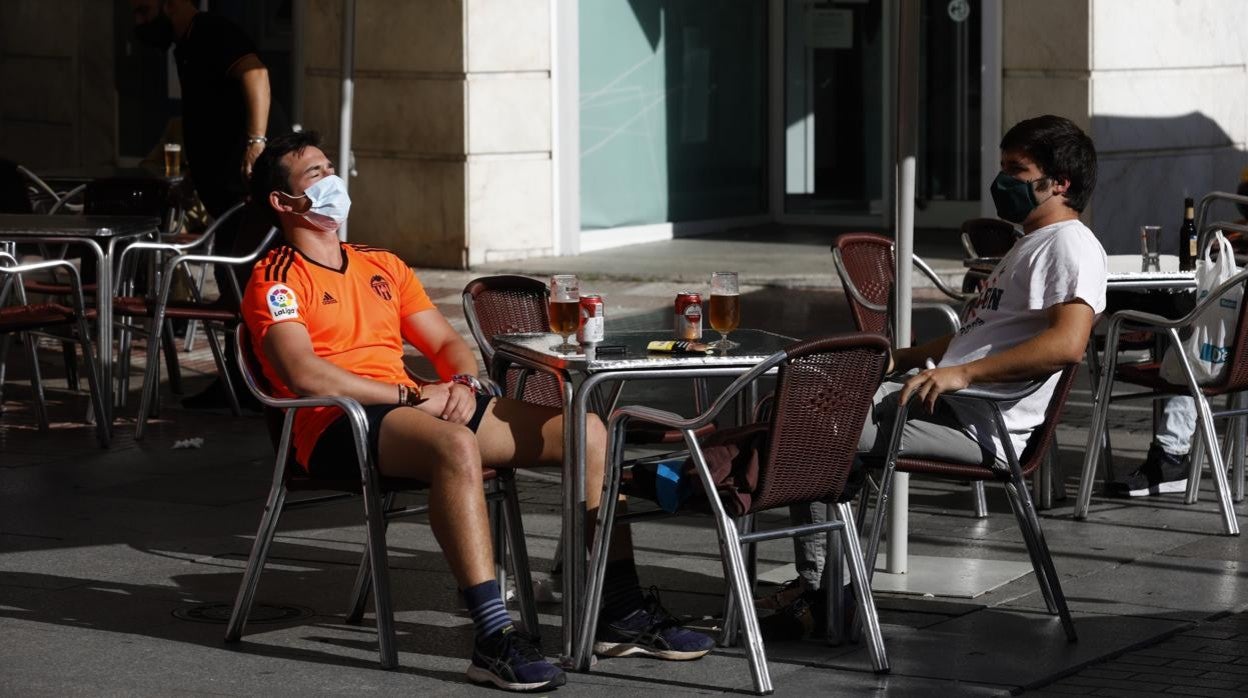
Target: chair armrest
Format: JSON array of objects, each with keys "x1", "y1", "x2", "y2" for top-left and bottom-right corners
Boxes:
[
  {"x1": 832, "y1": 248, "x2": 888, "y2": 313},
  {"x1": 0, "y1": 258, "x2": 91, "y2": 313},
  {"x1": 913, "y1": 254, "x2": 973, "y2": 302},
  {"x1": 940, "y1": 377, "x2": 1052, "y2": 404},
  {"x1": 914, "y1": 301, "x2": 961, "y2": 334}
]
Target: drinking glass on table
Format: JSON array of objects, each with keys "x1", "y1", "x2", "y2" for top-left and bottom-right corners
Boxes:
[
  {"x1": 548, "y1": 274, "x2": 580, "y2": 353},
  {"x1": 1140, "y1": 225, "x2": 1161, "y2": 272},
  {"x1": 709, "y1": 271, "x2": 740, "y2": 351}
]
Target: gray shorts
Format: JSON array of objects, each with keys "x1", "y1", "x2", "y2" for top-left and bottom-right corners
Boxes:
[{"x1": 857, "y1": 380, "x2": 1004, "y2": 469}]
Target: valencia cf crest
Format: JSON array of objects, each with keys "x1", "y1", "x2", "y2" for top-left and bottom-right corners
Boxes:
[{"x1": 370, "y1": 274, "x2": 392, "y2": 301}]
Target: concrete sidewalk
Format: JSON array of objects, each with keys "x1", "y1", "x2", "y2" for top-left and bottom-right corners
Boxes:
[{"x1": 2, "y1": 228, "x2": 1247, "y2": 696}]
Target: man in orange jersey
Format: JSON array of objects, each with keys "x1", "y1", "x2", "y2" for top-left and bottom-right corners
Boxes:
[{"x1": 240, "y1": 132, "x2": 712, "y2": 690}]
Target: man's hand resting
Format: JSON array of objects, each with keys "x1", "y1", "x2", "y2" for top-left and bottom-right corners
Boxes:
[
  {"x1": 415, "y1": 382, "x2": 476, "y2": 425},
  {"x1": 900, "y1": 365, "x2": 972, "y2": 413}
]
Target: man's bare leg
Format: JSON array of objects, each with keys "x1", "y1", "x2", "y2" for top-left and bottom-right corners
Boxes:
[{"x1": 375, "y1": 405, "x2": 565, "y2": 691}]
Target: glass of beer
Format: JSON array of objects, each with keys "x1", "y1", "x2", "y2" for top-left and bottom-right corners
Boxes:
[
  {"x1": 548, "y1": 274, "x2": 580, "y2": 353},
  {"x1": 163, "y1": 143, "x2": 182, "y2": 177},
  {"x1": 709, "y1": 271, "x2": 740, "y2": 351}
]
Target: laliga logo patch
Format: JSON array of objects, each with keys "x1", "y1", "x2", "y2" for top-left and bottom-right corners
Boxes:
[{"x1": 267, "y1": 284, "x2": 299, "y2": 320}]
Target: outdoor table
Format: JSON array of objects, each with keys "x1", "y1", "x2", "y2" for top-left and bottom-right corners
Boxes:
[
  {"x1": 490, "y1": 327, "x2": 796, "y2": 669},
  {"x1": 1074, "y1": 254, "x2": 1198, "y2": 515},
  {"x1": 0, "y1": 213, "x2": 160, "y2": 423},
  {"x1": 37, "y1": 165, "x2": 185, "y2": 188}
]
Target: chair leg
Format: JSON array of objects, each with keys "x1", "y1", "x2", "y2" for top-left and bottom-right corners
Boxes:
[
  {"x1": 719, "y1": 514, "x2": 755, "y2": 648},
  {"x1": 837, "y1": 503, "x2": 889, "y2": 672},
  {"x1": 161, "y1": 319, "x2": 182, "y2": 395},
  {"x1": 574, "y1": 430, "x2": 628, "y2": 669},
  {"x1": 499, "y1": 471, "x2": 540, "y2": 639},
  {"x1": 972, "y1": 481, "x2": 989, "y2": 518},
  {"x1": 203, "y1": 323, "x2": 241, "y2": 416},
  {"x1": 712, "y1": 506, "x2": 772, "y2": 694},
  {"x1": 225, "y1": 483, "x2": 289, "y2": 643},
  {"x1": 134, "y1": 314, "x2": 163, "y2": 440},
  {"x1": 74, "y1": 316, "x2": 110, "y2": 447},
  {"x1": 347, "y1": 492, "x2": 396, "y2": 624},
  {"x1": 22, "y1": 332, "x2": 49, "y2": 431},
  {"x1": 489, "y1": 484, "x2": 508, "y2": 610},
  {"x1": 824, "y1": 502, "x2": 845, "y2": 646},
  {"x1": 1005, "y1": 472, "x2": 1076, "y2": 642},
  {"x1": 1003, "y1": 478, "x2": 1059, "y2": 615},
  {"x1": 0, "y1": 333, "x2": 11, "y2": 411},
  {"x1": 1186, "y1": 428, "x2": 1205, "y2": 504},
  {"x1": 1192, "y1": 395, "x2": 1239, "y2": 536},
  {"x1": 360, "y1": 482, "x2": 399, "y2": 669},
  {"x1": 61, "y1": 339, "x2": 79, "y2": 392}
]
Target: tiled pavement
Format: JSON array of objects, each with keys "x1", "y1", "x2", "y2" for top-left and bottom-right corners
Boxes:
[{"x1": 3, "y1": 227, "x2": 1247, "y2": 695}]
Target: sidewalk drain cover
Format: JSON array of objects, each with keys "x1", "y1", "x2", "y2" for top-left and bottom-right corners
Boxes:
[{"x1": 173, "y1": 603, "x2": 312, "y2": 624}]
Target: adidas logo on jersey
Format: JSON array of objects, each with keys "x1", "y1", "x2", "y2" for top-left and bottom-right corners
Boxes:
[{"x1": 322, "y1": 291, "x2": 338, "y2": 305}]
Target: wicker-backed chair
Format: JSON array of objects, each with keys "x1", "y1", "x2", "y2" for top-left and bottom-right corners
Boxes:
[
  {"x1": 577, "y1": 334, "x2": 893, "y2": 694},
  {"x1": 224, "y1": 326, "x2": 539, "y2": 668},
  {"x1": 1075, "y1": 266, "x2": 1248, "y2": 536},
  {"x1": 960, "y1": 217, "x2": 1020, "y2": 293},
  {"x1": 116, "y1": 224, "x2": 279, "y2": 439},
  {"x1": 0, "y1": 253, "x2": 109, "y2": 447},
  {"x1": 831, "y1": 232, "x2": 996, "y2": 514},
  {"x1": 865, "y1": 364, "x2": 1082, "y2": 643}
]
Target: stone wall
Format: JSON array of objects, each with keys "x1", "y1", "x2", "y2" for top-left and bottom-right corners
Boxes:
[
  {"x1": 302, "y1": 0, "x2": 553, "y2": 268},
  {"x1": 1002, "y1": 0, "x2": 1248, "y2": 253},
  {"x1": 0, "y1": 0, "x2": 116, "y2": 168}
]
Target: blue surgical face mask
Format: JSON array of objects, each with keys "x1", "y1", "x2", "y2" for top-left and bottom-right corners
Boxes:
[
  {"x1": 990, "y1": 171, "x2": 1048, "y2": 224},
  {"x1": 286, "y1": 174, "x2": 351, "y2": 232}
]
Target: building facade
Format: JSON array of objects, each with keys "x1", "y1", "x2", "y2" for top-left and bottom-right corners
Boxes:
[{"x1": 4, "y1": 1, "x2": 1245, "y2": 263}]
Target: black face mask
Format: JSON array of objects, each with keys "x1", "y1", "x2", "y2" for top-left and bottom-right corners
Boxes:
[{"x1": 134, "y1": 14, "x2": 175, "y2": 50}]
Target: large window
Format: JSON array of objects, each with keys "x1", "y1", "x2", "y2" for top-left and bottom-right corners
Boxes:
[{"x1": 579, "y1": 1, "x2": 768, "y2": 230}]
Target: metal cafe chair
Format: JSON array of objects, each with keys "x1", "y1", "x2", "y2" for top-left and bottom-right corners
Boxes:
[
  {"x1": 1075, "y1": 265, "x2": 1248, "y2": 536},
  {"x1": 831, "y1": 232, "x2": 998, "y2": 515},
  {"x1": 115, "y1": 224, "x2": 279, "y2": 439},
  {"x1": 959, "y1": 217, "x2": 1020, "y2": 293},
  {"x1": 578, "y1": 334, "x2": 893, "y2": 694},
  {"x1": 112, "y1": 202, "x2": 246, "y2": 406},
  {"x1": 863, "y1": 364, "x2": 1082, "y2": 644},
  {"x1": 0, "y1": 252, "x2": 110, "y2": 447},
  {"x1": 225, "y1": 327, "x2": 540, "y2": 668}
]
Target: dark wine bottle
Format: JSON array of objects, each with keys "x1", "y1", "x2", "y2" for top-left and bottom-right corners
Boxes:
[{"x1": 1179, "y1": 197, "x2": 1197, "y2": 271}]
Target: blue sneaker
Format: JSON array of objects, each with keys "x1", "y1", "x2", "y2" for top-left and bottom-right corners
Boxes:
[
  {"x1": 466, "y1": 626, "x2": 566, "y2": 692},
  {"x1": 594, "y1": 590, "x2": 714, "y2": 661}
]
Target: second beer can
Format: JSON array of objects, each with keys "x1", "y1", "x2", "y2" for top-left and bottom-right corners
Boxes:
[
  {"x1": 577, "y1": 294, "x2": 605, "y2": 344},
  {"x1": 674, "y1": 291, "x2": 703, "y2": 340}
]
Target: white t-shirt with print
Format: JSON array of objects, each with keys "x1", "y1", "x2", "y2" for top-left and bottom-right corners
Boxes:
[{"x1": 939, "y1": 218, "x2": 1107, "y2": 462}]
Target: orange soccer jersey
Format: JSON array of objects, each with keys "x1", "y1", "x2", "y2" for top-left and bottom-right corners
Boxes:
[{"x1": 240, "y1": 242, "x2": 435, "y2": 468}]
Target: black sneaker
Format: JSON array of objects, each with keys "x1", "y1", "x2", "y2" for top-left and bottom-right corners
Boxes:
[
  {"x1": 594, "y1": 589, "x2": 714, "y2": 660},
  {"x1": 466, "y1": 626, "x2": 566, "y2": 692},
  {"x1": 1106, "y1": 443, "x2": 1189, "y2": 497}
]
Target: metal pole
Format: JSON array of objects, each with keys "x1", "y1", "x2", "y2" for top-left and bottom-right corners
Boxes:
[
  {"x1": 888, "y1": 0, "x2": 920, "y2": 575},
  {"x1": 337, "y1": 0, "x2": 356, "y2": 241}
]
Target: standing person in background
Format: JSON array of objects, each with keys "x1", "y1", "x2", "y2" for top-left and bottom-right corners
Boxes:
[{"x1": 131, "y1": 0, "x2": 290, "y2": 409}]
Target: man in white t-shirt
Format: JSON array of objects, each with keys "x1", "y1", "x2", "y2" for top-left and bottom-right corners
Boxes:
[{"x1": 764, "y1": 115, "x2": 1105, "y2": 638}]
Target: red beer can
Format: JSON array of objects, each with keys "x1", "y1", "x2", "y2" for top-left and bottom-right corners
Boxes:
[
  {"x1": 577, "y1": 294, "x2": 605, "y2": 344},
  {"x1": 674, "y1": 291, "x2": 703, "y2": 340}
]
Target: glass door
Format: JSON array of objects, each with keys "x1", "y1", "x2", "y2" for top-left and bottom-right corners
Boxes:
[
  {"x1": 783, "y1": 0, "x2": 886, "y2": 216},
  {"x1": 780, "y1": 0, "x2": 984, "y2": 226}
]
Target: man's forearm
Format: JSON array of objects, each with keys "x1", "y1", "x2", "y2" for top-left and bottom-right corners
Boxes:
[
  {"x1": 960, "y1": 329, "x2": 1085, "y2": 385},
  {"x1": 431, "y1": 341, "x2": 483, "y2": 381},
  {"x1": 893, "y1": 334, "x2": 953, "y2": 372},
  {"x1": 240, "y1": 67, "x2": 271, "y2": 137}
]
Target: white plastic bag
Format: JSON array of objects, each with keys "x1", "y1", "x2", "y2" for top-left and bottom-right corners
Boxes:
[{"x1": 1160, "y1": 231, "x2": 1241, "y2": 385}]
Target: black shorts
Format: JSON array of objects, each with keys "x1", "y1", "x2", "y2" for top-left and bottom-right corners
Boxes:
[{"x1": 305, "y1": 394, "x2": 494, "y2": 480}]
